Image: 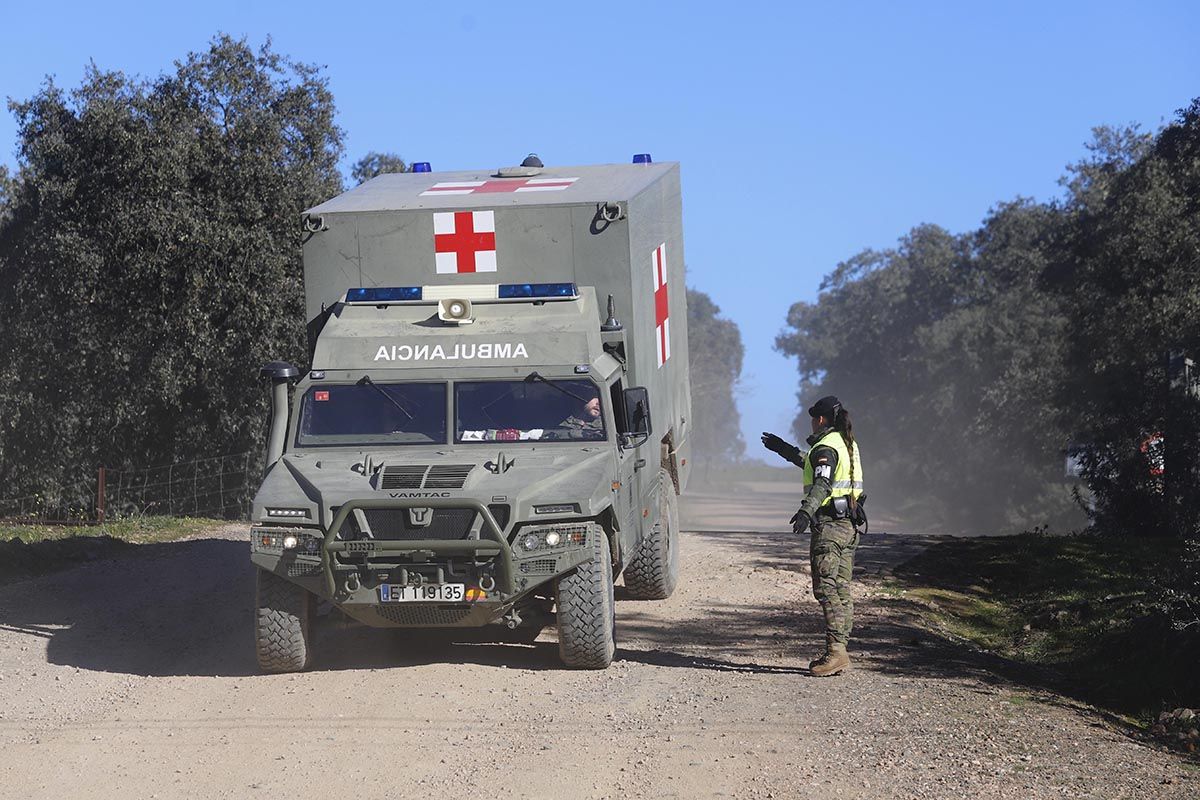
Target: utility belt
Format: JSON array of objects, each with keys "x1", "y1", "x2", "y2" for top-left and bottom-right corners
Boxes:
[{"x1": 817, "y1": 494, "x2": 869, "y2": 532}]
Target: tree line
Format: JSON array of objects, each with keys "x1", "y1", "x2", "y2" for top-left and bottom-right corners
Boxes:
[
  {"x1": 778, "y1": 104, "x2": 1200, "y2": 538},
  {"x1": 0, "y1": 36, "x2": 746, "y2": 506},
  {"x1": 778, "y1": 106, "x2": 1200, "y2": 632}
]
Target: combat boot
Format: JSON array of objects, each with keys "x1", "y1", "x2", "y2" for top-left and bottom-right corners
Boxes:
[
  {"x1": 809, "y1": 642, "x2": 850, "y2": 677},
  {"x1": 807, "y1": 634, "x2": 836, "y2": 670}
]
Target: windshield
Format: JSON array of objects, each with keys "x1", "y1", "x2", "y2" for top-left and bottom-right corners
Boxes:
[
  {"x1": 295, "y1": 382, "x2": 447, "y2": 447},
  {"x1": 455, "y1": 379, "x2": 606, "y2": 443}
]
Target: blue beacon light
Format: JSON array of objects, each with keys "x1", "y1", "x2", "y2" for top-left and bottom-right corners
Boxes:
[
  {"x1": 498, "y1": 283, "x2": 578, "y2": 299},
  {"x1": 412, "y1": 162, "x2": 432, "y2": 173},
  {"x1": 632, "y1": 153, "x2": 652, "y2": 164},
  {"x1": 346, "y1": 287, "x2": 423, "y2": 302}
]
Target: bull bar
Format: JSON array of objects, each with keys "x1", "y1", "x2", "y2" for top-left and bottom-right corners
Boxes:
[{"x1": 320, "y1": 498, "x2": 514, "y2": 597}]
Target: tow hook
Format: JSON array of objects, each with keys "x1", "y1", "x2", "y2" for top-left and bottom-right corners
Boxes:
[
  {"x1": 503, "y1": 608, "x2": 523, "y2": 629},
  {"x1": 344, "y1": 572, "x2": 361, "y2": 593}
]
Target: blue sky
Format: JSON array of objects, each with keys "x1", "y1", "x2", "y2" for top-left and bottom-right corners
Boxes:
[{"x1": 2, "y1": 1, "x2": 1197, "y2": 454}]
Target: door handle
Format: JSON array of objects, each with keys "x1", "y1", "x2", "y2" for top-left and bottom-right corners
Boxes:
[{"x1": 633, "y1": 458, "x2": 647, "y2": 472}]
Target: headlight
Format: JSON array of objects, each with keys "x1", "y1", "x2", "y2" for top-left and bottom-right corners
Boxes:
[
  {"x1": 253, "y1": 528, "x2": 321, "y2": 554},
  {"x1": 515, "y1": 525, "x2": 589, "y2": 552}
]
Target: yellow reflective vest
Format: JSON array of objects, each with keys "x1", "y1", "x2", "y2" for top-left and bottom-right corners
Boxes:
[{"x1": 802, "y1": 430, "x2": 864, "y2": 507}]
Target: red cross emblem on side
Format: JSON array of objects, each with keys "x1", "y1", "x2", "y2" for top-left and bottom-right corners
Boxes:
[{"x1": 652, "y1": 242, "x2": 670, "y2": 367}]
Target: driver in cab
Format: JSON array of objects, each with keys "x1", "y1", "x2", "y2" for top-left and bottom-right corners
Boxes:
[{"x1": 559, "y1": 396, "x2": 604, "y2": 440}]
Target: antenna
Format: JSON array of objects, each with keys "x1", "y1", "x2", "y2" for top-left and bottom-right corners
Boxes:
[{"x1": 601, "y1": 294, "x2": 623, "y2": 332}]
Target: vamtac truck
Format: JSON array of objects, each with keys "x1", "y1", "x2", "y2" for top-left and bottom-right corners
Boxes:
[{"x1": 249, "y1": 158, "x2": 691, "y2": 671}]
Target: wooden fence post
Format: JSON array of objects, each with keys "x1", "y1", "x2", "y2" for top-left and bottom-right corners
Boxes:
[{"x1": 96, "y1": 466, "x2": 106, "y2": 524}]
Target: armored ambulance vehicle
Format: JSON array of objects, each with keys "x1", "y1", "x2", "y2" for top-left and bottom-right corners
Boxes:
[{"x1": 250, "y1": 158, "x2": 691, "y2": 671}]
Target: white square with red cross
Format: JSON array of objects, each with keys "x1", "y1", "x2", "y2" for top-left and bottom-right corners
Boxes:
[{"x1": 434, "y1": 210, "x2": 496, "y2": 274}]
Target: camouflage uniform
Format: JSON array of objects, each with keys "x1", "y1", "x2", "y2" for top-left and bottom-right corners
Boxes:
[
  {"x1": 560, "y1": 415, "x2": 604, "y2": 440},
  {"x1": 797, "y1": 431, "x2": 860, "y2": 646}
]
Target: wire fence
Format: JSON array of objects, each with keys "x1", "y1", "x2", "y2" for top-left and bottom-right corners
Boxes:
[{"x1": 0, "y1": 451, "x2": 256, "y2": 524}]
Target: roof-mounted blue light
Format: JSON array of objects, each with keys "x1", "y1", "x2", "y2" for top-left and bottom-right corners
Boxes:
[
  {"x1": 632, "y1": 153, "x2": 652, "y2": 164},
  {"x1": 498, "y1": 282, "x2": 578, "y2": 299},
  {"x1": 346, "y1": 286, "x2": 423, "y2": 303},
  {"x1": 412, "y1": 162, "x2": 432, "y2": 173}
]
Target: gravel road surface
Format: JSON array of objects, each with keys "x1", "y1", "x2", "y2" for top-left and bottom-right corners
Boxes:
[{"x1": 0, "y1": 497, "x2": 1195, "y2": 799}]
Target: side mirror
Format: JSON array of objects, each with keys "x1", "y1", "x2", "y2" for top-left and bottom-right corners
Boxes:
[{"x1": 621, "y1": 386, "x2": 652, "y2": 446}]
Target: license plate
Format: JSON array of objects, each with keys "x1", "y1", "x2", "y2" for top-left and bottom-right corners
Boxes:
[{"x1": 379, "y1": 584, "x2": 465, "y2": 603}]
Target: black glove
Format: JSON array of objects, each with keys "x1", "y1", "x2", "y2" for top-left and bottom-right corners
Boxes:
[
  {"x1": 790, "y1": 509, "x2": 812, "y2": 535},
  {"x1": 761, "y1": 432, "x2": 802, "y2": 465}
]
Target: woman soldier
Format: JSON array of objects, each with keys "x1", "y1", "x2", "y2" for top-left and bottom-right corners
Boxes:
[{"x1": 761, "y1": 395, "x2": 864, "y2": 677}]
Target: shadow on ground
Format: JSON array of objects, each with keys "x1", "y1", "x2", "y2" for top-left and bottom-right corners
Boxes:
[
  {"x1": 0, "y1": 528, "x2": 1122, "y2": 705},
  {"x1": 0, "y1": 537, "x2": 585, "y2": 677}
]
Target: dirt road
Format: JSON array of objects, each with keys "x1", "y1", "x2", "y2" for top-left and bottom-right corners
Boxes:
[{"x1": 0, "y1": 500, "x2": 1194, "y2": 799}]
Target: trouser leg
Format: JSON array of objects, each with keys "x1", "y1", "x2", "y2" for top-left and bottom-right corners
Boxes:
[{"x1": 809, "y1": 519, "x2": 858, "y2": 645}]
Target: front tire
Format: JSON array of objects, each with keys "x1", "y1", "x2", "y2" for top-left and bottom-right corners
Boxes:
[
  {"x1": 623, "y1": 469, "x2": 680, "y2": 600},
  {"x1": 555, "y1": 531, "x2": 616, "y2": 669},
  {"x1": 255, "y1": 569, "x2": 314, "y2": 673}
]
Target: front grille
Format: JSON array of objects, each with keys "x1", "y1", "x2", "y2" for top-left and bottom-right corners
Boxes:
[
  {"x1": 487, "y1": 503, "x2": 511, "y2": 532},
  {"x1": 373, "y1": 605, "x2": 474, "y2": 626},
  {"x1": 380, "y1": 465, "x2": 427, "y2": 489},
  {"x1": 378, "y1": 464, "x2": 474, "y2": 490},
  {"x1": 425, "y1": 464, "x2": 474, "y2": 488},
  {"x1": 520, "y1": 558, "x2": 558, "y2": 575},
  {"x1": 287, "y1": 560, "x2": 322, "y2": 578},
  {"x1": 340, "y1": 508, "x2": 476, "y2": 541}
]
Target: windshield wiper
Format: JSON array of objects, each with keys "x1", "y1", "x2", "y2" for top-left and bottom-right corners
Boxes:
[
  {"x1": 357, "y1": 376, "x2": 413, "y2": 421},
  {"x1": 524, "y1": 371, "x2": 591, "y2": 403}
]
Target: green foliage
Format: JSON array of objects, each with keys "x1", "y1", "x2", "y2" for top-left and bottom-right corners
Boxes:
[
  {"x1": 891, "y1": 533, "x2": 1199, "y2": 714},
  {"x1": 687, "y1": 288, "x2": 745, "y2": 467},
  {"x1": 1053, "y1": 104, "x2": 1200, "y2": 538},
  {"x1": 0, "y1": 165, "x2": 13, "y2": 223},
  {"x1": 351, "y1": 151, "x2": 408, "y2": 184},
  {"x1": 0, "y1": 35, "x2": 344, "y2": 496},
  {"x1": 776, "y1": 207, "x2": 1077, "y2": 531}
]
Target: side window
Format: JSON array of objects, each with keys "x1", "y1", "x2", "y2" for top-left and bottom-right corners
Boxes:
[{"x1": 609, "y1": 380, "x2": 627, "y2": 434}]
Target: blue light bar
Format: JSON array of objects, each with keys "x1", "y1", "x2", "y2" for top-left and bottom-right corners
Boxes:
[
  {"x1": 412, "y1": 162, "x2": 432, "y2": 173},
  {"x1": 346, "y1": 286, "x2": 422, "y2": 302},
  {"x1": 498, "y1": 282, "x2": 578, "y2": 299},
  {"x1": 632, "y1": 153, "x2": 652, "y2": 164}
]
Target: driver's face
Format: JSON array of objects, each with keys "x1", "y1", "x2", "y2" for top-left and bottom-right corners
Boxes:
[{"x1": 584, "y1": 397, "x2": 601, "y2": 419}]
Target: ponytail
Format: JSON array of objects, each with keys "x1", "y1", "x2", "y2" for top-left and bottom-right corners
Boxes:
[{"x1": 834, "y1": 407, "x2": 857, "y2": 510}]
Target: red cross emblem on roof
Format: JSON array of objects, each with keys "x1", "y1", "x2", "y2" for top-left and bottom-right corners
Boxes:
[
  {"x1": 434, "y1": 211, "x2": 496, "y2": 274},
  {"x1": 421, "y1": 177, "x2": 579, "y2": 196},
  {"x1": 652, "y1": 243, "x2": 670, "y2": 367}
]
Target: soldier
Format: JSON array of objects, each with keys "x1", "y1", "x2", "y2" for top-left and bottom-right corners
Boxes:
[
  {"x1": 761, "y1": 395, "x2": 864, "y2": 677},
  {"x1": 559, "y1": 395, "x2": 604, "y2": 440}
]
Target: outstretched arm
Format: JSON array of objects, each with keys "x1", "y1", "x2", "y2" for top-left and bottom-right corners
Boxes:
[{"x1": 761, "y1": 432, "x2": 807, "y2": 468}]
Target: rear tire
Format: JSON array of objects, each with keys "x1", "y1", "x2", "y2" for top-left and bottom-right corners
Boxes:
[
  {"x1": 255, "y1": 569, "x2": 313, "y2": 673},
  {"x1": 555, "y1": 531, "x2": 615, "y2": 669},
  {"x1": 623, "y1": 469, "x2": 680, "y2": 600}
]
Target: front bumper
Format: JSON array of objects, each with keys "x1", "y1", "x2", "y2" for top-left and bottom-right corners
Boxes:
[{"x1": 251, "y1": 499, "x2": 599, "y2": 628}]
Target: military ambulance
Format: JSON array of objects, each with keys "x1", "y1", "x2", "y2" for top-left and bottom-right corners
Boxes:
[{"x1": 250, "y1": 157, "x2": 691, "y2": 671}]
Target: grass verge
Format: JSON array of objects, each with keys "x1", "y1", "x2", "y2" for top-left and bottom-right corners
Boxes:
[
  {"x1": 0, "y1": 516, "x2": 232, "y2": 583},
  {"x1": 888, "y1": 532, "x2": 1199, "y2": 719}
]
